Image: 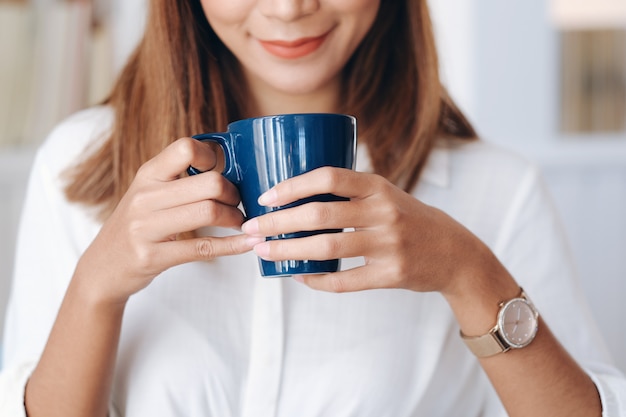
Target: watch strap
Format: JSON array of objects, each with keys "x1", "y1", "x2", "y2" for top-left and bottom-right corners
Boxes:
[{"x1": 461, "y1": 326, "x2": 509, "y2": 357}]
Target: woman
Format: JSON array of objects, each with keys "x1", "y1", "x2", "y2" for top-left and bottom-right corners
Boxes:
[{"x1": 1, "y1": 0, "x2": 624, "y2": 416}]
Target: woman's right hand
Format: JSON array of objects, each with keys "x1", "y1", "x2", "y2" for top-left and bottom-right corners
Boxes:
[{"x1": 74, "y1": 137, "x2": 259, "y2": 305}]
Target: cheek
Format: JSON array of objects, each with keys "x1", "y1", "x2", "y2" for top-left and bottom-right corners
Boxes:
[
  {"x1": 199, "y1": 0, "x2": 253, "y2": 25},
  {"x1": 334, "y1": 0, "x2": 381, "y2": 16},
  {"x1": 199, "y1": 0, "x2": 255, "y2": 53},
  {"x1": 339, "y1": 0, "x2": 381, "y2": 54},
  {"x1": 338, "y1": 0, "x2": 380, "y2": 41},
  {"x1": 358, "y1": 0, "x2": 381, "y2": 26}
]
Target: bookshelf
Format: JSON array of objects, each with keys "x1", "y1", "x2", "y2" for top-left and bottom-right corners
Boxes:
[
  {"x1": 550, "y1": 0, "x2": 626, "y2": 29},
  {"x1": 552, "y1": 0, "x2": 626, "y2": 135},
  {"x1": 0, "y1": 0, "x2": 115, "y2": 149}
]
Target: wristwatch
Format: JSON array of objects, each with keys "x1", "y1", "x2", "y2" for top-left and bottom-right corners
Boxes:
[{"x1": 460, "y1": 288, "x2": 539, "y2": 357}]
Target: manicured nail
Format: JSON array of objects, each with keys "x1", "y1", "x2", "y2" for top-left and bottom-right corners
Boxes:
[
  {"x1": 245, "y1": 236, "x2": 265, "y2": 247},
  {"x1": 258, "y1": 188, "x2": 278, "y2": 206},
  {"x1": 253, "y1": 241, "x2": 270, "y2": 258},
  {"x1": 242, "y1": 218, "x2": 259, "y2": 235},
  {"x1": 293, "y1": 275, "x2": 305, "y2": 283}
]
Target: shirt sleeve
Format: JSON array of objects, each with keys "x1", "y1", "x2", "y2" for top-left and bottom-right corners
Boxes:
[
  {"x1": 0, "y1": 108, "x2": 109, "y2": 415},
  {"x1": 0, "y1": 147, "x2": 77, "y2": 415},
  {"x1": 0, "y1": 361, "x2": 35, "y2": 417},
  {"x1": 491, "y1": 165, "x2": 626, "y2": 416}
]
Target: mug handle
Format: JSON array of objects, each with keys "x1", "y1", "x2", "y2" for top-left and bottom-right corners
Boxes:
[{"x1": 187, "y1": 133, "x2": 240, "y2": 183}]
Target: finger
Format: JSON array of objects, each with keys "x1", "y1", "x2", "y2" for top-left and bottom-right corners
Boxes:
[
  {"x1": 146, "y1": 171, "x2": 241, "y2": 210},
  {"x1": 138, "y1": 137, "x2": 218, "y2": 182},
  {"x1": 162, "y1": 234, "x2": 261, "y2": 265},
  {"x1": 252, "y1": 230, "x2": 375, "y2": 261},
  {"x1": 179, "y1": 172, "x2": 241, "y2": 207},
  {"x1": 147, "y1": 201, "x2": 245, "y2": 239},
  {"x1": 258, "y1": 167, "x2": 379, "y2": 207},
  {"x1": 295, "y1": 264, "x2": 400, "y2": 293},
  {"x1": 242, "y1": 199, "x2": 370, "y2": 237}
]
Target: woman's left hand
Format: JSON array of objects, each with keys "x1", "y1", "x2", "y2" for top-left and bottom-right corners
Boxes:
[{"x1": 242, "y1": 167, "x2": 490, "y2": 295}]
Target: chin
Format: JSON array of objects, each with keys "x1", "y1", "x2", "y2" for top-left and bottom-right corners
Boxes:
[{"x1": 266, "y1": 72, "x2": 339, "y2": 96}]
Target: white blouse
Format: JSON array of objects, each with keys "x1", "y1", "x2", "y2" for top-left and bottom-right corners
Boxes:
[{"x1": 1, "y1": 106, "x2": 625, "y2": 416}]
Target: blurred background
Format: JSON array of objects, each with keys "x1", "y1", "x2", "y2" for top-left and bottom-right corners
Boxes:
[{"x1": 0, "y1": 0, "x2": 625, "y2": 372}]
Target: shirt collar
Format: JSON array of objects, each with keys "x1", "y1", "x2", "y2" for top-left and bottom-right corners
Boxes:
[
  {"x1": 420, "y1": 139, "x2": 450, "y2": 188},
  {"x1": 356, "y1": 139, "x2": 450, "y2": 188}
]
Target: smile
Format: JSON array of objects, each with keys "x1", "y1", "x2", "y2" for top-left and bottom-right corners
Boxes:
[{"x1": 258, "y1": 31, "x2": 330, "y2": 59}]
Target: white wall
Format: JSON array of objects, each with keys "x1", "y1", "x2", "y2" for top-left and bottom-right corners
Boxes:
[{"x1": 429, "y1": 0, "x2": 476, "y2": 122}]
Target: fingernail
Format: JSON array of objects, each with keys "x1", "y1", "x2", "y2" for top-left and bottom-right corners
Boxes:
[
  {"x1": 258, "y1": 189, "x2": 278, "y2": 206},
  {"x1": 253, "y1": 241, "x2": 270, "y2": 258},
  {"x1": 245, "y1": 236, "x2": 265, "y2": 247},
  {"x1": 293, "y1": 275, "x2": 305, "y2": 283},
  {"x1": 242, "y1": 218, "x2": 259, "y2": 235}
]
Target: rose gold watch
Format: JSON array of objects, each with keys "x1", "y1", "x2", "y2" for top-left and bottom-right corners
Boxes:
[{"x1": 460, "y1": 288, "x2": 539, "y2": 358}]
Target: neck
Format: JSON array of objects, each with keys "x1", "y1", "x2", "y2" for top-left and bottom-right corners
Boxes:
[{"x1": 245, "y1": 75, "x2": 341, "y2": 117}]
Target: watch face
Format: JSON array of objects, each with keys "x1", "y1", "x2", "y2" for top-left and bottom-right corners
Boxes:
[{"x1": 498, "y1": 298, "x2": 538, "y2": 349}]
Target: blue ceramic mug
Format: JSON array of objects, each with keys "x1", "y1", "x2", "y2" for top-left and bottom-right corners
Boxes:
[{"x1": 188, "y1": 113, "x2": 357, "y2": 277}]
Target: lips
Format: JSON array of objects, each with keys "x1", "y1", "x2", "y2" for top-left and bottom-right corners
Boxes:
[{"x1": 258, "y1": 32, "x2": 330, "y2": 59}]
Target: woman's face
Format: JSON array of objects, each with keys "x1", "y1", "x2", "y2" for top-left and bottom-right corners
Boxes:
[{"x1": 200, "y1": 0, "x2": 380, "y2": 97}]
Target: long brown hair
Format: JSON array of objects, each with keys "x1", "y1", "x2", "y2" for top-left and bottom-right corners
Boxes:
[{"x1": 65, "y1": 0, "x2": 476, "y2": 220}]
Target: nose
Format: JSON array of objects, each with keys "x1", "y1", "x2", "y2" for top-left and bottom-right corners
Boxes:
[{"x1": 258, "y1": 0, "x2": 320, "y2": 22}]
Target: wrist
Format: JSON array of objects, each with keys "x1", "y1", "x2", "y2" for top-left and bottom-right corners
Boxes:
[
  {"x1": 442, "y1": 242, "x2": 520, "y2": 336},
  {"x1": 70, "y1": 263, "x2": 130, "y2": 313}
]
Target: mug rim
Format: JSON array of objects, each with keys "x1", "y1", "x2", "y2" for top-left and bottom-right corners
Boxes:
[{"x1": 228, "y1": 113, "x2": 356, "y2": 127}]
